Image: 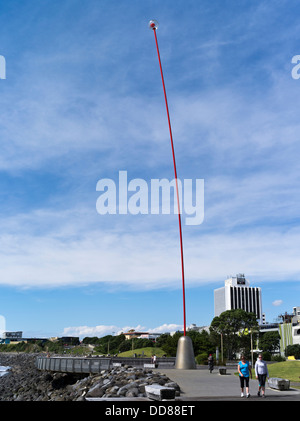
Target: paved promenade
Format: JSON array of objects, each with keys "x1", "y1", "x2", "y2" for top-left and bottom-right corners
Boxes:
[{"x1": 156, "y1": 367, "x2": 300, "y2": 401}]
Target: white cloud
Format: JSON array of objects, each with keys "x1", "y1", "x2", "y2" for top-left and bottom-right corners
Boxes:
[
  {"x1": 272, "y1": 300, "x2": 283, "y2": 307},
  {"x1": 62, "y1": 323, "x2": 183, "y2": 338},
  {"x1": 148, "y1": 324, "x2": 183, "y2": 334},
  {"x1": 0, "y1": 10, "x2": 299, "y2": 292},
  {"x1": 0, "y1": 210, "x2": 300, "y2": 289},
  {"x1": 62, "y1": 325, "x2": 125, "y2": 338}
]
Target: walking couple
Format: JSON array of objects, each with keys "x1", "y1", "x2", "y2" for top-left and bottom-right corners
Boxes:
[{"x1": 238, "y1": 354, "x2": 269, "y2": 398}]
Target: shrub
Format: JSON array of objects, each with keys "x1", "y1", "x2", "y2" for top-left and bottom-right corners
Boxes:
[
  {"x1": 262, "y1": 351, "x2": 272, "y2": 361},
  {"x1": 196, "y1": 352, "x2": 209, "y2": 365},
  {"x1": 271, "y1": 355, "x2": 286, "y2": 362},
  {"x1": 285, "y1": 344, "x2": 300, "y2": 359}
]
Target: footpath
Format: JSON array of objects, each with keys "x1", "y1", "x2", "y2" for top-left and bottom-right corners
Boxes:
[{"x1": 155, "y1": 367, "x2": 300, "y2": 401}]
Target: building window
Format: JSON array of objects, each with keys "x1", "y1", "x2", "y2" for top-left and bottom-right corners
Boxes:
[
  {"x1": 249, "y1": 290, "x2": 253, "y2": 313},
  {"x1": 245, "y1": 288, "x2": 249, "y2": 312},
  {"x1": 256, "y1": 288, "x2": 260, "y2": 320},
  {"x1": 234, "y1": 287, "x2": 238, "y2": 309}
]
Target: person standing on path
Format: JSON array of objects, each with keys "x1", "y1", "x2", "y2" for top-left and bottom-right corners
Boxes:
[
  {"x1": 153, "y1": 354, "x2": 157, "y2": 367},
  {"x1": 255, "y1": 354, "x2": 269, "y2": 397},
  {"x1": 238, "y1": 354, "x2": 252, "y2": 398},
  {"x1": 208, "y1": 354, "x2": 214, "y2": 373}
]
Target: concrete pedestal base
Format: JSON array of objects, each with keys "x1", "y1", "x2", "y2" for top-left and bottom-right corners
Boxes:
[{"x1": 175, "y1": 336, "x2": 196, "y2": 369}]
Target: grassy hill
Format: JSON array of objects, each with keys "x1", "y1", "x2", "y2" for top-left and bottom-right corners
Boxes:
[{"x1": 117, "y1": 347, "x2": 166, "y2": 358}]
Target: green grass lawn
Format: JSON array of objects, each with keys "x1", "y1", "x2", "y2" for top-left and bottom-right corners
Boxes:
[
  {"x1": 234, "y1": 361, "x2": 300, "y2": 383},
  {"x1": 268, "y1": 361, "x2": 300, "y2": 383},
  {"x1": 117, "y1": 347, "x2": 166, "y2": 358}
]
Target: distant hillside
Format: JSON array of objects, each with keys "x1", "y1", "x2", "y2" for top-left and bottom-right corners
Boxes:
[{"x1": 117, "y1": 347, "x2": 166, "y2": 358}]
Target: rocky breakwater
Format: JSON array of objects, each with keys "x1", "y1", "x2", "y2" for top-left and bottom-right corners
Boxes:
[
  {"x1": 82, "y1": 365, "x2": 180, "y2": 400},
  {"x1": 0, "y1": 353, "x2": 180, "y2": 401}
]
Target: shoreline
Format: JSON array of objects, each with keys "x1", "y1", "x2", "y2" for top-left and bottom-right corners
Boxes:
[{"x1": 0, "y1": 352, "x2": 178, "y2": 401}]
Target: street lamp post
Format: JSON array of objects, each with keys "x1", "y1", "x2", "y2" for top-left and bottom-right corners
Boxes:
[{"x1": 221, "y1": 333, "x2": 224, "y2": 364}]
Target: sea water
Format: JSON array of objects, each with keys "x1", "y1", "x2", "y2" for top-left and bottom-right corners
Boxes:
[{"x1": 0, "y1": 366, "x2": 11, "y2": 377}]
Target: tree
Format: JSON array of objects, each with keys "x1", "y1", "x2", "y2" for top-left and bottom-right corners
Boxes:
[
  {"x1": 161, "y1": 331, "x2": 181, "y2": 357},
  {"x1": 82, "y1": 336, "x2": 100, "y2": 345},
  {"x1": 210, "y1": 309, "x2": 259, "y2": 358},
  {"x1": 187, "y1": 330, "x2": 214, "y2": 356},
  {"x1": 83, "y1": 334, "x2": 127, "y2": 354},
  {"x1": 259, "y1": 331, "x2": 280, "y2": 353},
  {"x1": 118, "y1": 339, "x2": 133, "y2": 353},
  {"x1": 285, "y1": 344, "x2": 300, "y2": 359},
  {"x1": 155, "y1": 334, "x2": 169, "y2": 348},
  {"x1": 159, "y1": 330, "x2": 215, "y2": 357}
]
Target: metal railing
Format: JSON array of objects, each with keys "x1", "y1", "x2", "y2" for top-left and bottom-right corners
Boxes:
[
  {"x1": 35, "y1": 356, "x2": 176, "y2": 374},
  {"x1": 36, "y1": 356, "x2": 111, "y2": 373}
]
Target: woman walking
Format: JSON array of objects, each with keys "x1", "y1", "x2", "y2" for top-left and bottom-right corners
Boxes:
[
  {"x1": 238, "y1": 354, "x2": 252, "y2": 397},
  {"x1": 255, "y1": 354, "x2": 269, "y2": 397}
]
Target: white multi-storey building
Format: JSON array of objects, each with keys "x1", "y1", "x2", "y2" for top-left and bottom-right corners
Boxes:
[{"x1": 214, "y1": 274, "x2": 262, "y2": 323}]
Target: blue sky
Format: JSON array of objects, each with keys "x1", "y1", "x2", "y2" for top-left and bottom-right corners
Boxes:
[{"x1": 0, "y1": 0, "x2": 300, "y2": 339}]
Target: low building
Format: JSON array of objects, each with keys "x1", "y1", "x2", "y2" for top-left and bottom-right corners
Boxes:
[
  {"x1": 259, "y1": 306, "x2": 300, "y2": 355},
  {"x1": 122, "y1": 330, "x2": 163, "y2": 341},
  {"x1": 139, "y1": 333, "x2": 162, "y2": 341},
  {"x1": 2, "y1": 331, "x2": 23, "y2": 340},
  {"x1": 292, "y1": 306, "x2": 300, "y2": 346},
  {"x1": 188, "y1": 324, "x2": 210, "y2": 333},
  {"x1": 123, "y1": 330, "x2": 150, "y2": 340}
]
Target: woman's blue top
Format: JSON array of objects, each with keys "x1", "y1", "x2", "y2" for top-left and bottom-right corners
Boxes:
[{"x1": 238, "y1": 361, "x2": 250, "y2": 377}]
